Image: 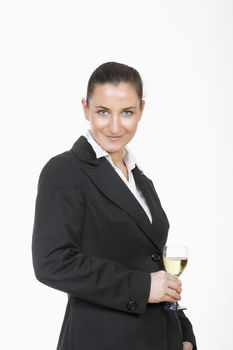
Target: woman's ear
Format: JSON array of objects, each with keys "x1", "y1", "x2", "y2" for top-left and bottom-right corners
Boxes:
[
  {"x1": 82, "y1": 98, "x2": 90, "y2": 121},
  {"x1": 139, "y1": 99, "x2": 145, "y2": 120}
]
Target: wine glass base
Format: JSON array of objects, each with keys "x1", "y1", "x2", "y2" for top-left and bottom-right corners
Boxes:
[
  {"x1": 164, "y1": 302, "x2": 187, "y2": 311},
  {"x1": 176, "y1": 304, "x2": 187, "y2": 311}
]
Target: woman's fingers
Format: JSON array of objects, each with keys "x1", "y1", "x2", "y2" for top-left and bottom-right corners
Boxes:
[
  {"x1": 167, "y1": 272, "x2": 182, "y2": 286},
  {"x1": 148, "y1": 270, "x2": 182, "y2": 303},
  {"x1": 165, "y1": 287, "x2": 181, "y2": 301},
  {"x1": 167, "y1": 278, "x2": 182, "y2": 294},
  {"x1": 164, "y1": 294, "x2": 180, "y2": 303},
  {"x1": 183, "y1": 341, "x2": 193, "y2": 350}
]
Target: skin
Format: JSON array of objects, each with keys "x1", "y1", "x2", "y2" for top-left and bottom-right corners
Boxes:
[
  {"x1": 183, "y1": 342, "x2": 193, "y2": 350},
  {"x1": 82, "y1": 82, "x2": 145, "y2": 175},
  {"x1": 82, "y1": 82, "x2": 193, "y2": 350}
]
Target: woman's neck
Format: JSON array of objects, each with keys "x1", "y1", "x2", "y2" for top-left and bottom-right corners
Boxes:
[{"x1": 109, "y1": 150, "x2": 125, "y2": 167}]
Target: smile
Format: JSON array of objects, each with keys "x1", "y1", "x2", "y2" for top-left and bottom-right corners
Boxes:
[{"x1": 105, "y1": 135, "x2": 122, "y2": 141}]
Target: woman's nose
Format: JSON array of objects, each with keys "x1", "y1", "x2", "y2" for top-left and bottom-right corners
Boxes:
[{"x1": 108, "y1": 116, "x2": 121, "y2": 134}]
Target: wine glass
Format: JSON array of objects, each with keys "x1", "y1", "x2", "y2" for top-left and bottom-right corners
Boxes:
[{"x1": 163, "y1": 245, "x2": 188, "y2": 311}]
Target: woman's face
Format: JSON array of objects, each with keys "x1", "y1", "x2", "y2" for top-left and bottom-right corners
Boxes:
[{"x1": 82, "y1": 82, "x2": 145, "y2": 159}]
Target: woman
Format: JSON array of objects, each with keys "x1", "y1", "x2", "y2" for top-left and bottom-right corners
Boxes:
[{"x1": 32, "y1": 62, "x2": 197, "y2": 350}]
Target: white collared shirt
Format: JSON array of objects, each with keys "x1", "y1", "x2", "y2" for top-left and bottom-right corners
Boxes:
[{"x1": 84, "y1": 129, "x2": 152, "y2": 223}]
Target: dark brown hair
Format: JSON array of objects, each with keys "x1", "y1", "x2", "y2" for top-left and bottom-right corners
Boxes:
[{"x1": 86, "y1": 61, "x2": 144, "y2": 109}]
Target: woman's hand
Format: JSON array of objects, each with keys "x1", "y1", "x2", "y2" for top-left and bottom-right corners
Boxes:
[
  {"x1": 183, "y1": 341, "x2": 193, "y2": 350},
  {"x1": 148, "y1": 270, "x2": 182, "y2": 303}
]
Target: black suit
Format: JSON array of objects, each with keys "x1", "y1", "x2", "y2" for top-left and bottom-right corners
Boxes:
[{"x1": 32, "y1": 135, "x2": 197, "y2": 350}]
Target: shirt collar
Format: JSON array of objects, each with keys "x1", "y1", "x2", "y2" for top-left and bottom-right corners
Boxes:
[{"x1": 84, "y1": 129, "x2": 140, "y2": 171}]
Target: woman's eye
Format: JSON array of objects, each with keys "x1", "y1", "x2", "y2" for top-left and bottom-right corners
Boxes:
[
  {"x1": 122, "y1": 111, "x2": 133, "y2": 117},
  {"x1": 98, "y1": 110, "x2": 109, "y2": 116}
]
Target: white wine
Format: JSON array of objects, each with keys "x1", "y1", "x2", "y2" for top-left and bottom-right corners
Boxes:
[{"x1": 163, "y1": 257, "x2": 188, "y2": 276}]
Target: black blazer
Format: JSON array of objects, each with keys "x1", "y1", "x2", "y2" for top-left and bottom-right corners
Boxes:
[{"x1": 32, "y1": 135, "x2": 197, "y2": 350}]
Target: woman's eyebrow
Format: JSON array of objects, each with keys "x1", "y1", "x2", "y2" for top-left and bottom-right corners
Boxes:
[
  {"x1": 95, "y1": 105, "x2": 110, "y2": 109},
  {"x1": 122, "y1": 106, "x2": 137, "y2": 110},
  {"x1": 95, "y1": 105, "x2": 136, "y2": 110}
]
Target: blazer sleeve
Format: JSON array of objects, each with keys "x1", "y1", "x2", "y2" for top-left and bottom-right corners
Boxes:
[
  {"x1": 148, "y1": 178, "x2": 197, "y2": 348},
  {"x1": 31, "y1": 154, "x2": 151, "y2": 315},
  {"x1": 177, "y1": 310, "x2": 197, "y2": 349}
]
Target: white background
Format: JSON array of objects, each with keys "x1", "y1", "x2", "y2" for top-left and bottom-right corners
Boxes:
[{"x1": 1, "y1": 0, "x2": 232, "y2": 349}]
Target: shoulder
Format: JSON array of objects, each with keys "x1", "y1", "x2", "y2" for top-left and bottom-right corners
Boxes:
[
  {"x1": 35, "y1": 150, "x2": 85, "y2": 208},
  {"x1": 39, "y1": 150, "x2": 73, "y2": 175},
  {"x1": 37, "y1": 150, "x2": 82, "y2": 189}
]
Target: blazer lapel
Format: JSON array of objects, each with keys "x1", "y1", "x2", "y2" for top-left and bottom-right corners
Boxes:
[
  {"x1": 132, "y1": 166, "x2": 169, "y2": 250},
  {"x1": 71, "y1": 136, "x2": 167, "y2": 251}
]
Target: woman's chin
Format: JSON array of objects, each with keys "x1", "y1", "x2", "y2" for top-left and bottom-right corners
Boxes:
[{"x1": 105, "y1": 145, "x2": 125, "y2": 155}]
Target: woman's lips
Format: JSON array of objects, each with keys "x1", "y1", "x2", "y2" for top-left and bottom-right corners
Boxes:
[{"x1": 105, "y1": 135, "x2": 122, "y2": 141}]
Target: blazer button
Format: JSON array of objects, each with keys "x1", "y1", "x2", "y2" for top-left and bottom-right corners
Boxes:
[
  {"x1": 151, "y1": 252, "x2": 161, "y2": 262},
  {"x1": 126, "y1": 300, "x2": 138, "y2": 311}
]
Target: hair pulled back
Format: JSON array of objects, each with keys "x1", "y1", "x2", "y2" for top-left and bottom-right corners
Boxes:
[{"x1": 86, "y1": 61, "x2": 143, "y2": 109}]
